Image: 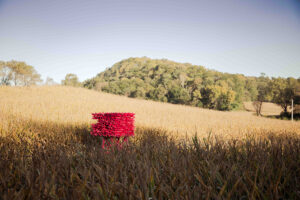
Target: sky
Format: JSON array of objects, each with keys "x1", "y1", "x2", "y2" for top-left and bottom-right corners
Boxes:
[{"x1": 0, "y1": 0, "x2": 299, "y2": 83}]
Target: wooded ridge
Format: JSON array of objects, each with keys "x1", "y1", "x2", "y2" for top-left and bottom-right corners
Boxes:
[{"x1": 83, "y1": 57, "x2": 300, "y2": 112}]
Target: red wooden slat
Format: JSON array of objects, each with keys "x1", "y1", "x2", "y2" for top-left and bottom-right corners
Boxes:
[{"x1": 91, "y1": 113, "x2": 135, "y2": 137}]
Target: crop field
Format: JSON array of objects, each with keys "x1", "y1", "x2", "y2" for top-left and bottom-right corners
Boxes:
[
  {"x1": 1, "y1": 86, "x2": 300, "y2": 199},
  {"x1": 243, "y1": 101, "x2": 290, "y2": 116},
  {"x1": 1, "y1": 86, "x2": 299, "y2": 139}
]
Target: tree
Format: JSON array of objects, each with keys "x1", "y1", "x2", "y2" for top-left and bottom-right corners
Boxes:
[
  {"x1": 252, "y1": 73, "x2": 272, "y2": 116},
  {"x1": 252, "y1": 101, "x2": 263, "y2": 116},
  {"x1": 201, "y1": 84, "x2": 235, "y2": 110},
  {"x1": 245, "y1": 79, "x2": 258, "y2": 101},
  {"x1": 147, "y1": 86, "x2": 168, "y2": 102},
  {"x1": 61, "y1": 74, "x2": 81, "y2": 87},
  {"x1": 191, "y1": 90, "x2": 202, "y2": 107},
  {"x1": 270, "y1": 77, "x2": 298, "y2": 113},
  {"x1": 230, "y1": 74, "x2": 245, "y2": 103},
  {"x1": 130, "y1": 87, "x2": 146, "y2": 98},
  {"x1": 95, "y1": 82, "x2": 108, "y2": 91},
  {"x1": 186, "y1": 77, "x2": 203, "y2": 106},
  {"x1": 45, "y1": 77, "x2": 56, "y2": 86},
  {"x1": 179, "y1": 72, "x2": 187, "y2": 88},
  {"x1": 167, "y1": 85, "x2": 190, "y2": 104},
  {"x1": 253, "y1": 88, "x2": 265, "y2": 116},
  {"x1": 0, "y1": 61, "x2": 12, "y2": 85},
  {"x1": 216, "y1": 90, "x2": 235, "y2": 111},
  {"x1": 0, "y1": 60, "x2": 42, "y2": 86},
  {"x1": 295, "y1": 85, "x2": 300, "y2": 115}
]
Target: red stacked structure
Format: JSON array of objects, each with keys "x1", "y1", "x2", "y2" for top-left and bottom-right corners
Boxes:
[{"x1": 91, "y1": 113, "x2": 135, "y2": 148}]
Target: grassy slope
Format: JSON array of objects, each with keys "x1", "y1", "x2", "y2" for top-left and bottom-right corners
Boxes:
[
  {"x1": 243, "y1": 101, "x2": 291, "y2": 116},
  {"x1": 1, "y1": 86, "x2": 299, "y2": 139},
  {"x1": 1, "y1": 86, "x2": 300, "y2": 199}
]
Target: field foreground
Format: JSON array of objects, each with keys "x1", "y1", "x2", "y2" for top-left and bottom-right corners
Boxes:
[{"x1": 1, "y1": 86, "x2": 300, "y2": 199}]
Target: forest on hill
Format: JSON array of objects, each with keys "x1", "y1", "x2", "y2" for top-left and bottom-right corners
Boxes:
[
  {"x1": 1, "y1": 58, "x2": 299, "y2": 113},
  {"x1": 82, "y1": 57, "x2": 300, "y2": 112}
]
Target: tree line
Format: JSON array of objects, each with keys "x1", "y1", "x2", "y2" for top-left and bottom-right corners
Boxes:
[
  {"x1": 0, "y1": 60, "x2": 42, "y2": 86},
  {"x1": 0, "y1": 60, "x2": 61, "y2": 86},
  {"x1": 2, "y1": 58, "x2": 299, "y2": 114},
  {"x1": 82, "y1": 57, "x2": 300, "y2": 113},
  {"x1": 253, "y1": 74, "x2": 300, "y2": 116}
]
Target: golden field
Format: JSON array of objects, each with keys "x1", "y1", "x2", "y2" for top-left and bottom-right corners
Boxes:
[
  {"x1": 243, "y1": 101, "x2": 290, "y2": 116},
  {"x1": 1, "y1": 86, "x2": 299, "y2": 140},
  {"x1": 1, "y1": 86, "x2": 300, "y2": 199}
]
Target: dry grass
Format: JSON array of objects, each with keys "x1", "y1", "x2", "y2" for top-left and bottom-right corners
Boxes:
[
  {"x1": 1, "y1": 111, "x2": 300, "y2": 199},
  {"x1": 1, "y1": 86, "x2": 300, "y2": 199},
  {"x1": 243, "y1": 101, "x2": 289, "y2": 116},
  {"x1": 1, "y1": 86, "x2": 299, "y2": 140}
]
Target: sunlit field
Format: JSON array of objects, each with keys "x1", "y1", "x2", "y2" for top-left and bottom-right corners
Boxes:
[
  {"x1": 1, "y1": 86, "x2": 299, "y2": 140},
  {"x1": 1, "y1": 86, "x2": 300, "y2": 199},
  {"x1": 243, "y1": 101, "x2": 291, "y2": 116}
]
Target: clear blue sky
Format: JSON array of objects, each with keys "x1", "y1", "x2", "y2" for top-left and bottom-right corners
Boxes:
[{"x1": 0, "y1": 0, "x2": 299, "y2": 82}]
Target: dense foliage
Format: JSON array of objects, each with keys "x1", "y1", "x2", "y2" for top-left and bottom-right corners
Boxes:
[
  {"x1": 83, "y1": 57, "x2": 300, "y2": 111},
  {"x1": 83, "y1": 57, "x2": 254, "y2": 110},
  {"x1": 61, "y1": 73, "x2": 81, "y2": 87}
]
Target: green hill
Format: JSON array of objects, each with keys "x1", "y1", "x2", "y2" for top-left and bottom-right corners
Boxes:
[{"x1": 83, "y1": 57, "x2": 298, "y2": 111}]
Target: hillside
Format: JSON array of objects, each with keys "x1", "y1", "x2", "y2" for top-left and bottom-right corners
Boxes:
[
  {"x1": 83, "y1": 57, "x2": 259, "y2": 111},
  {"x1": 1, "y1": 86, "x2": 299, "y2": 139},
  {"x1": 83, "y1": 57, "x2": 300, "y2": 114}
]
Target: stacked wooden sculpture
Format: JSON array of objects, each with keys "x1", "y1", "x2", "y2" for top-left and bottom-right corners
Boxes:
[{"x1": 91, "y1": 113, "x2": 135, "y2": 149}]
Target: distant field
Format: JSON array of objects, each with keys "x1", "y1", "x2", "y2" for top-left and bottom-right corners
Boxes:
[
  {"x1": 243, "y1": 101, "x2": 289, "y2": 116},
  {"x1": 1, "y1": 86, "x2": 299, "y2": 139}
]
